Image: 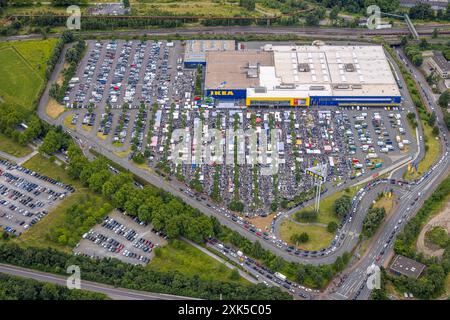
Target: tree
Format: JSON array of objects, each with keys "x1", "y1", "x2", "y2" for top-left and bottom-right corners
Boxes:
[
  {"x1": 364, "y1": 0, "x2": 400, "y2": 13},
  {"x1": 400, "y1": 36, "x2": 408, "y2": 46},
  {"x1": 327, "y1": 221, "x2": 338, "y2": 233},
  {"x1": 362, "y1": 207, "x2": 386, "y2": 237},
  {"x1": 432, "y1": 28, "x2": 438, "y2": 38},
  {"x1": 432, "y1": 125, "x2": 439, "y2": 136},
  {"x1": 329, "y1": 6, "x2": 340, "y2": 21},
  {"x1": 305, "y1": 12, "x2": 320, "y2": 26},
  {"x1": 427, "y1": 111, "x2": 437, "y2": 126},
  {"x1": 39, "y1": 130, "x2": 62, "y2": 155},
  {"x1": 444, "y1": 112, "x2": 450, "y2": 130},
  {"x1": 438, "y1": 90, "x2": 450, "y2": 108},
  {"x1": 123, "y1": 0, "x2": 130, "y2": 8},
  {"x1": 291, "y1": 232, "x2": 309, "y2": 244},
  {"x1": 333, "y1": 195, "x2": 352, "y2": 219},
  {"x1": 419, "y1": 38, "x2": 429, "y2": 50},
  {"x1": 409, "y1": 3, "x2": 434, "y2": 20},
  {"x1": 239, "y1": 0, "x2": 256, "y2": 11}
]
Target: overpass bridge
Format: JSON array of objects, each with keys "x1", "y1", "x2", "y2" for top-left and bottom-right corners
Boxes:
[{"x1": 382, "y1": 12, "x2": 419, "y2": 39}]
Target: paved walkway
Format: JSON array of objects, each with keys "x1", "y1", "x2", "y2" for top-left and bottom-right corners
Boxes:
[
  {"x1": 182, "y1": 238, "x2": 259, "y2": 284},
  {"x1": 0, "y1": 149, "x2": 38, "y2": 165}
]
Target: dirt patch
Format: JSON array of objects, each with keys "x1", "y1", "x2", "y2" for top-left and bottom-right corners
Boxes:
[
  {"x1": 373, "y1": 193, "x2": 396, "y2": 217},
  {"x1": 46, "y1": 98, "x2": 65, "y2": 119},
  {"x1": 417, "y1": 200, "x2": 450, "y2": 258},
  {"x1": 56, "y1": 63, "x2": 69, "y2": 86},
  {"x1": 245, "y1": 213, "x2": 275, "y2": 232}
]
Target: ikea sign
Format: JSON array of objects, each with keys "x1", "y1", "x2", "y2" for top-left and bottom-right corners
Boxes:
[{"x1": 207, "y1": 89, "x2": 246, "y2": 99}]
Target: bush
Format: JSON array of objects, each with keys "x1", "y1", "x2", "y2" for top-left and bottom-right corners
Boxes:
[
  {"x1": 291, "y1": 232, "x2": 309, "y2": 244},
  {"x1": 296, "y1": 209, "x2": 317, "y2": 222},
  {"x1": 425, "y1": 227, "x2": 449, "y2": 249}
]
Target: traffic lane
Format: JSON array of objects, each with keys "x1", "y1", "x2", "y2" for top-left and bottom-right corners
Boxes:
[
  {"x1": 0, "y1": 263, "x2": 197, "y2": 300},
  {"x1": 333, "y1": 184, "x2": 409, "y2": 298},
  {"x1": 346, "y1": 156, "x2": 450, "y2": 299},
  {"x1": 204, "y1": 242, "x2": 315, "y2": 300}
]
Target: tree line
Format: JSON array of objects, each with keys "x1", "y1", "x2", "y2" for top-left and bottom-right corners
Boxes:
[
  {"x1": 0, "y1": 272, "x2": 107, "y2": 300},
  {"x1": 50, "y1": 40, "x2": 86, "y2": 103},
  {"x1": 0, "y1": 242, "x2": 291, "y2": 300}
]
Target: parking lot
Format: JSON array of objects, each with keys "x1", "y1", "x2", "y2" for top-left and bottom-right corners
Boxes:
[
  {"x1": 60, "y1": 40, "x2": 416, "y2": 216},
  {"x1": 0, "y1": 159, "x2": 75, "y2": 236},
  {"x1": 74, "y1": 210, "x2": 168, "y2": 265}
]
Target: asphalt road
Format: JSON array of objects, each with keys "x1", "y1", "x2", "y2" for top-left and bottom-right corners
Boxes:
[
  {"x1": 0, "y1": 263, "x2": 197, "y2": 300},
  {"x1": 327, "y1": 48, "x2": 450, "y2": 301}
]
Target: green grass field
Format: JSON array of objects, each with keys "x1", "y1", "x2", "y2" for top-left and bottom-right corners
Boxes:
[
  {"x1": 279, "y1": 220, "x2": 333, "y2": 251},
  {"x1": 404, "y1": 123, "x2": 441, "y2": 181},
  {"x1": 149, "y1": 239, "x2": 248, "y2": 284},
  {"x1": 11, "y1": 39, "x2": 58, "y2": 78},
  {"x1": 294, "y1": 187, "x2": 358, "y2": 225},
  {"x1": 22, "y1": 153, "x2": 83, "y2": 189},
  {"x1": 0, "y1": 48, "x2": 42, "y2": 108},
  {"x1": 13, "y1": 192, "x2": 105, "y2": 253},
  {"x1": 0, "y1": 133, "x2": 32, "y2": 157},
  {"x1": 0, "y1": 39, "x2": 57, "y2": 109}
]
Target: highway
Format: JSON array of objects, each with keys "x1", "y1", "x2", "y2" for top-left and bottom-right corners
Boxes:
[{"x1": 0, "y1": 263, "x2": 198, "y2": 300}]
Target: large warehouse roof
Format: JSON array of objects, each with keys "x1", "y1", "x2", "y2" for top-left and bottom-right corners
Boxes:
[
  {"x1": 205, "y1": 44, "x2": 400, "y2": 98},
  {"x1": 205, "y1": 51, "x2": 274, "y2": 89},
  {"x1": 184, "y1": 40, "x2": 235, "y2": 64}
]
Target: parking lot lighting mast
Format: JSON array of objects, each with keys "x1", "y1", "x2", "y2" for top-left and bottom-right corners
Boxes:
[{"x1": 306, "y1": 164, "x2": 327, "y2": 213}]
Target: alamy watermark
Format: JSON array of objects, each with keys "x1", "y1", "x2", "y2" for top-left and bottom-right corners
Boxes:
[
  {"x1": 66, "y1": 265, "x2": 81, "y2": 290},
  {"x1": 366, "y1": 264, "x2": 381, "y2": 290},
  {"x1": 67, "y1": 5, "x2": 81, "y2": 30},
  {"x1": 366, "y1": 5, "x2": 381, "y2": 30},
  {"x1": 171, "y1": 128, "x2": 280, "y2": 176}
]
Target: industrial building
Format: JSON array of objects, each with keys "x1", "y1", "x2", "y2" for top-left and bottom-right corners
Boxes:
[
  {"x1": 428, "y1": 51, "x2": 449, "y2": 79},
  {"x1": 202, "y1": 43, "x2": 402, "y2": 107},
  {"x1": 389, "y1": 255, "x2": 426, "y2": 279}
]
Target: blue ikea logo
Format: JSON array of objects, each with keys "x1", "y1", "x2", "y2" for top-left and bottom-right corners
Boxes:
[
  {"x1": 210, "y1": 90, "x2": 234, "y2": 96},
  {"x1": 207, "y1": 89, "x2": 246, "y2": 99}
]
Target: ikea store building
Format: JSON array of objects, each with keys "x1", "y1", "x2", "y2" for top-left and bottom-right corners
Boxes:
[{"x1": 202, "y1": 43, "x2": 401, "y2": 107}]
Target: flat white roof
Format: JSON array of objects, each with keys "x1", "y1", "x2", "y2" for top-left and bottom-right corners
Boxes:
[
  {"x1": 206, "y1": 44, "x2": 401, "y2": 99},
  {"x1": 258, "y1": 44, "x2": 400, "y2": 97}
]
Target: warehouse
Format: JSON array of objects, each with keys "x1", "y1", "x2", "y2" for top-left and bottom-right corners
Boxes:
[
  {"x1": 184, "y1": 40, "x2": 235, "y2": 67},
  {"x1": 204, "y1": 44, "x2": 402, "y2": 107}
]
